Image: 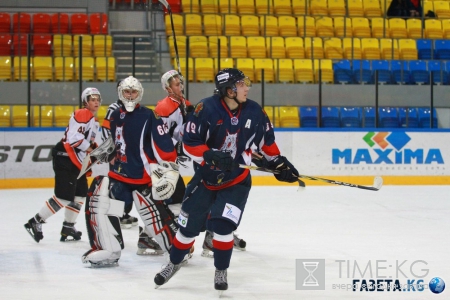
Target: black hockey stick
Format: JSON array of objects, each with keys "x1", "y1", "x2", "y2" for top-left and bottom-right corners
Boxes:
[
  {"x1": 158, "y1": 0, "x2": 182, "y2": 76},
  {"x1": 239, "y1": 164, "x2": 383, "y2": 191}
]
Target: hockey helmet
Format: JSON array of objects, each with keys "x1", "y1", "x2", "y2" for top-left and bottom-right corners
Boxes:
[
  {"x1": 214, "y1": 68, "x2": 251, "y2": 97},
  {"x1": 118, "y1": 76, "x2": 144, "y2": 112},
  {"x1": 81, "y1": 87, "x2": 102, "y2": 105},
  {"x1": 161, "y1": 70, "x2": 184, "y2": 92}
]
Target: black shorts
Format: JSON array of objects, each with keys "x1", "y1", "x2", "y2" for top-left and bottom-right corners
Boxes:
[{"x1": 52, "y1": 154, "x2": 87, "y2": 201}]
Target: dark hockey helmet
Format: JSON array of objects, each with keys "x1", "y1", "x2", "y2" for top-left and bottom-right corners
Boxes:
[{"x1": 214, "y1": 68, "x2": 251, "y2": 97}]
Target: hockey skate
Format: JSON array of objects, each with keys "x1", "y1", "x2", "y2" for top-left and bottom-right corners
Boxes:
[
  {"x1": 202, "y1": 231, "x2": 247, "y2": 258},
  {"x1": 81, "y1": 248, "x2": 119, "y2": 268},
  {"x1": 154, "y1": 261, "x2": 182, "y2": 289},
  {"x1": 215, "y1": 269, "x2": 228, "y2": 295},
  {"x1": 233, "y1": 232, "x2": 247, "y2": 251},
  {"x1": 60, "y1": 221, "x2": 82, "y2": 242},
  {"x1": 24, "y1": 214, "x2": 44, "y2": 243},
  {"x1": 120, "y1": 213, "x2": 138, "y2": 229},
  {"x1": 137, "y1": 226, "x2": 164, "y2": 255}
]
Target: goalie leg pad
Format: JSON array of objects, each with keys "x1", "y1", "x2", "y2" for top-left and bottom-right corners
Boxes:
[
  {"x1": 133, "y1": 190, "x2": 177, "y2": 253},
  {"x1": 83, "y1": 177, "x2": 125, "y2": 266}
]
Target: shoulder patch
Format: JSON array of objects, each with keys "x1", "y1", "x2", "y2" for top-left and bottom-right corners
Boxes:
[
  {"x1": 193, "y1": 102, "x2": 203, "y2": 117},
  {"x1": 73, "y1": 108, "x2": 93, "y2": 124},
  {"x1": 154, "y1": 97, "x2": 179, "y2": 117}
]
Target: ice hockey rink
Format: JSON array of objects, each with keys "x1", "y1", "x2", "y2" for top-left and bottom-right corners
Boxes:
[{"x1": 1, "y1": 184, "x2": 449, "y2": 300}]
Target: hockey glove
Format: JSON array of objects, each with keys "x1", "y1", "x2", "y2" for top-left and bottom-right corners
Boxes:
[
  {"x1": 150, "y1": 161, "x2": 180, "y2": 200},
  {"x1": 175, "y1": 142, "x2": 192, "y2": 169},
  {"x1": 203, "y1": 150, "x2": 235, "y2": 171},
  {"x1": 251, "y1": 152, "x2": 269, "y2": 168},
  {"x1": 268, "y1": 156, "x2": 299, "y2": 183}
]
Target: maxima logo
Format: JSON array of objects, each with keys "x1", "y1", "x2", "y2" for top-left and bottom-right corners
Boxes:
[{"x1": 332, "y1": 132, "x2": 444, "y2": 165}]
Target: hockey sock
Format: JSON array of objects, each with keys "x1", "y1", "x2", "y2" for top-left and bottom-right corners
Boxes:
[
  {"x1": 38, "y1": 195, "x2": 70, "y2": 221},
  {"x1": 171, "y1": 230, "x2": 195, "y2": 264},
  {"x1": 64, "y1": 196, "x2": 84, "y2": 223},
  {"x1": 213, "y1": 233, "x2": 234, "y2": 270}
]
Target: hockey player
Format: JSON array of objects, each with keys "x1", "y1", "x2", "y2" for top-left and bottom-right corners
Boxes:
[
  {"x1": 153, "y1": 68, "x2": 299, "y2": 294},
  {"x1": 82, "y1": 76, "x2": 180, "y2": 266},
  {"x1": 24, "y1": 87, "x2": 101, "y2": 243}
]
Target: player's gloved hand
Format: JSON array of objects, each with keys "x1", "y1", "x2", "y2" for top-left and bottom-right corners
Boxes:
[
  {"x1": 174, "y1": 142, "x2": 192, "y2": 168},
  {"x1": 251, "y1": 152, "x2": 269, "y2": 168},
  {"x1": 203, "y1": 150, "x2": 235, "y2": 171},
  {"x1": 267, "y1": 156, "x2": 299, "y2": 183}
]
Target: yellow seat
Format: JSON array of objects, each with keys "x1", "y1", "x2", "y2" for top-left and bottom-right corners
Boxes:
[
  {"x1": 203, "y1": 14, "x2": 222, "y2": 36},
  {"x1": 407, "y1": 18, "x2": 424, "y2": 39},
  {"x1": 315, "y1": 17, "x2": 334, "y2": 37},
  {"x1": 347, "y1": 0, "x2": 364, "y2": 16},
  {"x1": 334, "y1": 17, "x2": 352, "y2": 37},
  {"x1": 214, "y1": 57, "x2": 234, "y2": 73},
  {"x1": 425, "y1": 19, "x2": 443, "y2": 39},
  {"x1": 247, "y1": 36, "x2": 266, "y2": 58},
  {"x1": 241, "y1": 15, "x2": 260, "y2": 36},
  {"x1": 363, "y1": 0, "x2": 382, "y2": 17},
  {"x1": 266, "y1": 36, "x2": 286, "y2": 58},
  {"x1": 352, "y1": 17, "x2": 371, "y2": 38},
  {"x1": 254, "y1": 58, "x2": 274, "y2": 82},
  {"x1": 324, "y1": 37, "x2": 343, "y2": 59},
  {"x1": 279, "y1": 106, "x2": 300, "y2": 128},
  {"x1": 96, "y1": 57, "x2": 115, "y2": 82},
  {"x1": 195, "y1": 58, "x2": 215, "y2": 82},
  {"x1": 278, "y1": 16, "x2": 297, "y2": 37},
  {"x1": 371, "y1": 17, "x2": 389, "y2": 38},
  {"x1": 236, "y1": 58, "x2": 254, "y2": 81},
  {"x1": 389, "y1": 18, "x2": 408, "y2": 39},
  {"x1": 13, "y1": 56, "x2": 31, "y2": 81},
  {"x1": 54, "y1": 56, "x2": 74, "y2": 81},
  {"x1": 40, "y1": 105, "x2": 53, "y2": 127},
  {"x1": 168, "y1": 36, "x2": 187, "y2": 58},
  {"x1": 264, "y1": 106, "x2": 279, "y2": 127},
  {"x1": 74, "y1": 56, "x2": 95, "y2": 81},
  {"x1": 53, "y1": 34, "x2": 72, "y2": 57},
  {"x1": 165, "y1": 14, "x2": 183, "y2": 37},
  {"x1": 297, "y1": 16, "x2": 315, "y2": 37},
  {"x1": 399, "y1": 39, "x2": 418, "y2": 60},
  {"x1": 12, "y1": 105, "x2": 38, "y2": 127},
  {"x1": 0, "y1": 105, "x2": 11, "y2": 127},
  {"x1": 34, "y1": 56, "x2": 53, "y2": 81},
  {"x1": 54, "y1": 105, "x2": 74, "y2": 127},
  {"x1": 293, "y1": 59, "x2": 314, "y2": 83},
  {"x1": 314, "y1": 59, "x2": 333, "y2": 83},
  {"x1": 275, "y1": 58, "x2": 294, "y2": 82},
  {"x1": 0, "y1": 56, "x2": 12, "y2": 81},
  {"x1": 224, "y1": 15, "x2": 240, "y2": 36},
  {"x1": 189, "y1": 35, "x2": 208, "y2": 57},
  {"x1": 442, "y1": 19, "x2": 450, "y2": 38},
  {"x1": 209, "y1": 36, "x2": 228, "y2": 58},
  {"x1": 310, "y1": 0, "x2": 328, "y2": 15},
  {"x1": 361, "y1": 38, "x2": 381, "y2": 59},
  {"x1": 274, "y1": 0, "x2": 292, "y2": 14},
  {"x1": 219, "y1": 0, "x2": 237, "y2": 13},
  {"x1": 285, "y1": 37, "x2": 305, "y2": 58},
  {"x1": 146, "y1": 105, "x2": 156, "y2": 110},
  {"x1": 237, "y1": 0, "x2": 255, "y2": 14},
  {"x1": 328, "y1": 0, "x2": 346, "y2": 16},
  {"x1": 434, "y1": 1, "x2": 450, "y2": 18},
  {"x1": 93, "y1": 35, "x2": 112, "y2": 57},
  {"x1": 97, "y1": 106, "x2": 108, "y2": 126},
  {"x1": 304, "y1": 37, "x2": 324, "y2": 59},
  {"x1": 380, "y1": 38, "x2": 399, "y2": 60},
  {"x1": 176, "y1": 57, "x2": 194, "y2": 81},
  {"x1": 292, "y1": 0, "x2": 307, "y2": 15},
  {"x1": 182, "y1": 0, "x2": 200, "y2": 13},
  {"x1": 256, "y1": 0, "x2": 274, "y2": 14},
  {"x1": 230, "y1": 36, "x2": 247, "y2": 58},
  {"x1": 73, "y1": 34, "x2": 92, "y2": 57},
  {"x1": 259, "y1": 15, "x2": 278, "y2": 36},
  {"x1": 201, "y1": 0, "x2": 219, "y2": 13},
  {"x1": 343, "y1": 37, "x2": 362, "y2": 59},
  {"x1": 184, "y1": 14, "x2": 202, "y2": 36}
]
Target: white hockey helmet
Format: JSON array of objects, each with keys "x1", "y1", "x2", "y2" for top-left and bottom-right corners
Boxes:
[
  {"x1": 118, "y1": 76, "x2": 144, "y2": 112},
  {"x1": 81, "y1": 87, "x2": 102, "y2": 105},
  {"x1": 161, "y1": 70, "x2": 184, "y2": 92}
]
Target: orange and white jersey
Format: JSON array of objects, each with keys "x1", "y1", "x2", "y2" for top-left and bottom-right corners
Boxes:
[{"x1": 155, "y1": 95, "x2": 191, "y2": 143}]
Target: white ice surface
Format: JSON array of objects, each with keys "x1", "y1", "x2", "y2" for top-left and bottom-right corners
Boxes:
[{"x1": 1, "y1": 185, "x2": 449, "y2": 299}]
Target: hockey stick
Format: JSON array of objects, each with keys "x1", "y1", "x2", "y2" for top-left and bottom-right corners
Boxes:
[
  {"x1": 158, "y1": 0, "x2": 182, "y2": 76},
  {"x1": 77, "y1": 136, "x2": 115, "y2": 179},
  {"x1": 239, "y1": 164, "x2": 383, "y2": 191}
]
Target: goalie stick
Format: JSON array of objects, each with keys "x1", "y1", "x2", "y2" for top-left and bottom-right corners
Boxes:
[{"x1": 77, "y1": 136, "x2": 115, "y2": 179}]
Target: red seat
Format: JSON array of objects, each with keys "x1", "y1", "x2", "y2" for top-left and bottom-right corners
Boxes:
[
  {"x1": 32, "y1": 13, "x2": 51, "y2": 33},
  {"x1": 71, "y1": 13, "x2": 89, "y2": 34},
  {"x1": 13, "y1": 34, "x2": 29, "y2": 56},
  {"x1": 0, "y1": 13, "x2": 11, "y2": 33},
  {"x1": 13, "y1": 13, "x2": 31, "y2": 33},
  {"x1": 0, "y1": 33, "x2": 11, "y2": 55},
  {"x1": 51, "y1": 13, "x2": 69, "y2": 34},
  {"x1": 33, "y1": 35, "x2": 52, "y2": 56},
  {"x1": 89, "y1": 13, "x2": 108, "y2": 34}
]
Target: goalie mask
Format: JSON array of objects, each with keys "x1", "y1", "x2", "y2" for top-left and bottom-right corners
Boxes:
[
  {"x1": 214, "y1": 68, "x2": 251, "y2": 98},
  {"x1": 161, "y1": 70, "x2": 184, "y2": 93},
  {"x1": 118, "y1": 76, "x2": 144, "y2": 112},
  {"x1": 81, "y1": 87, "x2": 102, "y2": 106}
]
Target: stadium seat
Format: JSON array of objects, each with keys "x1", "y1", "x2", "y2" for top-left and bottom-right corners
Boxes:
[
  {"x1": 165, "y1": 13, "x2": 183, "y2": 36},
  {"x1": 266, "y1": 36, "x2": 286, "y2": 58},
  {"x1": 254, "y1": 58, "x2": 274, "y2": 82},
  {"x1": 352, "y1": 59, "x2": 372, "y2": 84},
  {"x1": 363, "y1": 0, "x2": 382, "y2": 17},
  {"x1": 256, "y1": 0, "x2": 274, "y2": 14},
  {"x1": 32, "y1": 13, "x2": 51, "y2": 33},
  {"x1": 34, "y1": 56, "x2": 53, "y2": 81},
  {"x1": 230, "y1": 36, "x2": 247, "y2": 58},
  {"x1": 74, "y1": 57, "x2": 95, "y2": 81},
  {"x1": 241, "y1": 15, "x2": 259, "y2": 36},
  {"x1": 372, "y1": 59, "x2": 391, "y2": 84},
  {"x1": 334, "y1": 17, "x2": 352, "y2": 37},
  {"x1": 434, "y1": 39, "x2": 450, "y2": 59},
  {"x1": 333, "y1": 59, "x2": 353, "y2": 84},
  {"x1": 194, "y1": 57, "x2": 214, "y2": 82},
  {"x1": 182, "y1": 0, "x2": 200, "y2": 13},
  {"x1": 292, "y1": 0, "x2": 307, "y2": 15},
  {"x1": 399, "y1": 39, "x2": 418, "y2": 60},
  {"x1": 407, "y1": 18, "x2": 424, "y2": 39},
  {"x1": 93, "y1": 35, "x2": 112, "y2": 57},
  {"x1": 12, "y1": 13, "x2": 31, "y2": 33},
  {"x1": 328, "y1": 0, "x2": 346, "y2": 16},
  {"x1": 97, "y1": 106, "x2": 108, "y2": 126},
  {"x1": 96, "y1": 57, "x2": 115, "y2": 81},
  {"x1": 343, "y1": 37, "x2": 362, "y2": 59},
  {"x1": 90, "y1": 13, "x2": 108, "y2": 35},
  {"x1": 33, "y1": 34, "x2": 52, "y2": 56},
  {"x1": 293, "y1": 59, "x2": 314, "y2": 83},
  {"x1": 54, "y1": 106, "x2": 74, "y2": 127},
  {"x1": 203, "y1": 14, "x2": 222, "y2": 36},
  {"x1": 51, "y1": 13, "x2": 69, "y2": 34},
  {"x1": 425, "y1": 19, "x2": 443, "y2": 39},
  {"x1": 416, "y1": 39, "x2": 433, "y2": 60},
  {"x1": 12, "y1": 105, "x2": 38, "y2": 127},
  {"x1": 380, "y1": 38, "x2": 399, "y2": 60},
  {"x1": 177, "y1": 58, "x2": 194, "y2": 80},
  {"x1": 299, "y1": 106, "x2": 318, "y2": 127},
  {"x1": 340, "y1": 107, "x2": 361, "y2": 127},
  {"x1": 391, "y1": 60, "x2": 410, "y2": 84},
  {"x1": 209, "y1": 35, "x2": 228, "y2": 58},
  {"x1": 40, "y1": 105, "x2": 53, "y2": 127},
  {"x1": 259, "y1": 15, "x2": 278, "y2": 36},
  {"x1": 389, "y1": 18, "x2": 408, "y2": 39},
  {"x1": 418, "y1": 107, "x2": 438, "y2": 128},
  {"x1": 297, "y1": 16, "x2": 315, "y2": 37},
  {"x1": 0, "y1": 105, "x2": 11, "y2": 127},
  {"x1": 275, "y1": 58, "x2": 294, "y2": 82},
  {"x1": 304, "y1": 37, "x2": 324, "y2": 59},
  {"x1": 0, "y1": 13, "x2": 11, "y2": 33},
  {"x1": 278, "y1": 16, "x2": 297, "y2": 37},
  {"x1": 219, "y1": 0, "x2": 237, "y2": 13},
  {"x1": 347, "y1": 0, "x2": 364, "y2": 16},
  {"x1": 399, "y1": 107, "x2": 419, "y2": 128},
  {"x1": 189, "y1": 35, "x2": 208, "y2": 57},
  {"x1": 321, "y1": 106, "x2": 340, "y2": 128},
  {"x1": 236, "y1": 58, "x2": 254, "y2": 81},
  {"x1": 0, "y1": 56, "x2": 11, "y2": 81},
  {"x1": 168, "y1": 36, "x2": 186, "y2": 58},
  {"x1": 73, "y1": 34, "x2": 93, "y2": 57},
  {"x1": 13, "y1": 56, "x2": 31, "y2": 81},
  {"x1": 314, "y1": 59, "x2": 333, "y2": 83},
  {"x1": 185, "y1": 13, "x2": 202, "y2": 36},
  {"x1": 224, "y1": 15, "x2": 240, "y2": 36},
  {"x1": 201, "y1": 0, "x2": 219, "y2": 13},
  {"x1": 71, "y1": 13, "x2": 89, "y2": 34},
  {"x1": 247, "y1": 36, "x2": 266, "y2": 58},
  {"x1": 352, "y1": 17, "x2": 371, "y2": 38},
  {"x1": 214, "y1": 57, "x2": 234, "y2": 72},
  {"x1": 316, "y1": 17, "x2": 334, "y2": 37},
  {"x1": 378, "y1": 107, "x2": 399, "y2": 128},
  {"x1": 274, "y1": 0, "x2": 293, "y2": 15},
  {"x1": 324, "y1": 38, "x2": 343, "y2": 59},
  {"x1": 362, "y1": 106, "x2": 375, "y2": 127},
  {"x1": 434, "y1": 1, "x2": 450, "y2": 19},
  {"x1": 371, "y1": 17, "x2": 389, "y2": 38},
  {"x1": 362, "y1": 38, "x2": 381, "y2": 59},
  {"x1": 264, "y1": 106, "x2": 280, "y2": 127},
  {"x1": 279, "y1": 106, "x2": 300, "y2": 128},
  {"x1": 310, "y1": 0, "x2": 328, "y2": 15},
  {"x1": 0, "y1": 34, "x2": 11, "y2": 56},
  {"x1": 53, "y1": 34, "x2": 72, "y2": 57},
  {"x1": 442, "y1": 19, "x2": 450, "y2": 38},
  {"x1": 409, "y1": 60, "x2": 429, "y2": 85},
  {"x1": 12, "y1": 34, "x2": 29, "y2": 56},
  {"x1": 428, "y1": 60, "x2": 448, "y2": 85},
  {"x1": 285, "y1": 37, "x2": 305, "y2": 58}
]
